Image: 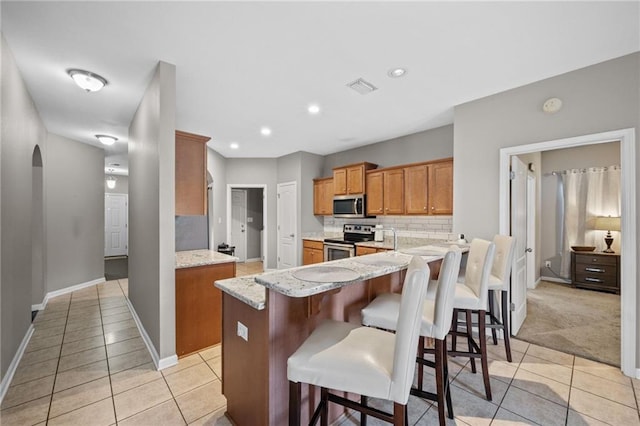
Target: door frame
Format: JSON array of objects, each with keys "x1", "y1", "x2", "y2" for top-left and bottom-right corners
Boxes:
[
  {"x1": 499, "y1": 128, "x2": 636, "y2": 377},
  {"x1": 230, "y1": 189, "x2": 248, "y2": 262},
  {"x1": 526, "y1": 171, "x2": 537, "y2": 289},
  {"x1": 104, "y1": 193, "x2": 129, "y2": 257},
  {"x1": 226, "y1": 184, "x2": 267, "y2": 265}
]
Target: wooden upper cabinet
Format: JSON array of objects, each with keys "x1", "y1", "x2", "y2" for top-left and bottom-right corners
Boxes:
[
  {"x1": 313, "y1": 177, "x2": 334, "y2": 215},
  {"x1": 404, "y1": 158, "x2": 453, "y2": 215},
  {"x1": 428, "y1": 160, "x2": 453, "y2": 215},
  {"x1": 333, "y1": 162, "x2": 377, "y2": 195},
  {"x1": 366, "y1": 171, "x2": 384, "y2": 215},
  {"x1": 367, "y1": 168, "x2": 404, "y2": 215},
  {"x1": 404, "y1": 164, "x2": 429, "y2": 214},
  {"x1": 175, "y1": 130, "x2": 211, "y2": 215}
]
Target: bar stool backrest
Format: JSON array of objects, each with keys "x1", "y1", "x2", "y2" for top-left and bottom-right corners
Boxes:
[
  {"x1": 463, "y1": 239, "x2": 496, "y2": 310},
  {"x1": 432, "y1": 247, "x2": 463, "y2": 340},
  {"x1": 390, "y1": 255, "x2": 430, "y2": 404},
  {"x1": 491, "y1": 235, "x2": 516, "y2": 291}
]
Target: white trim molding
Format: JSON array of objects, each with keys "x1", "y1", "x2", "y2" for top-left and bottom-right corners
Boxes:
[
  {"x1": 125, "y1": 298, "x2": 178, "y2": 371},
  {"x1": 0, "y1": 325, "x2": 34, "y2": 405},
  {"x1": 32, "y1": 277, "x2": 106, "y2": 311},
  {"x1": 499, "y1": 128, "x2": 636, "y2": 377}
]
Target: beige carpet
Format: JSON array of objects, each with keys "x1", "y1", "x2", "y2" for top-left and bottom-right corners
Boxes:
[{"x1": 516, "y1": 280, "x2": 620, "y2": 366}]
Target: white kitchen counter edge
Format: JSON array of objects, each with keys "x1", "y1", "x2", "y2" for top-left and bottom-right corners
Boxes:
[{"x1": 175, "y1": 249, "x2": 239, "y2": 269}]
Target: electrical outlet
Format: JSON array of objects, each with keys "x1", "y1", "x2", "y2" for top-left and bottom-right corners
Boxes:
[
  {"x1": 237, "y1": 321, "x2": 248, "y2": 341},
  {"x1": 545, "y1": 260, "x2": 551, "y2": 268}
]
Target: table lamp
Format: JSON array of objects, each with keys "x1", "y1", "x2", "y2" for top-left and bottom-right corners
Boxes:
[{"x1": 594, "y1": 216, "x2": 621, "y2": 253}]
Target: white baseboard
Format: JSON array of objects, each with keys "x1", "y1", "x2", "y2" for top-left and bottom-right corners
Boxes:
[
  {"x1": 539, "y1": 275, "x2": 571, "y2": 284},
  {"x1": 0, "y1": 324, "x2": 34, "y2": 405},
  {"x1": 528, "y1": 277, "x2": 541, "y2": 290},
  {"x1": 31, "y1": 277, "x2": 107, "y2": 311},
  {"x1": 125, "y1": 298, "x2": 178, "y2": 371},
  {"x1": 635, "y1": 368, "x2": 640, "y2": 379},
  {"x1": 245, "y1": 257, "x2": 261, "y2": 262}
]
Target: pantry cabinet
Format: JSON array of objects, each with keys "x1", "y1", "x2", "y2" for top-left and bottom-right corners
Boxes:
[
  {"x1": 313, "y1": 177, "x2": 333, "y2": 215},
  {"x1": 333, "y1": 162, "x2": 377, "y2": 195}
]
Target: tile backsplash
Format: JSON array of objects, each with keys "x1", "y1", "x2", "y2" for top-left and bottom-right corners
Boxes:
[{"x1": 323, "y1": 216, "x2": 455, "y2": 240}]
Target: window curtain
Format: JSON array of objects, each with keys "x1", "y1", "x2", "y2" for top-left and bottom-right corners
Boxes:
[{"x1": 559, "y1": 166, "x2": 621, "y2": 277}]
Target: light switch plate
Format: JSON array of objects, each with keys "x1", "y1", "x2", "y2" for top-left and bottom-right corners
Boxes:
[{"x1": 237, "y1": 321, "x2": 248, "y2": 341}]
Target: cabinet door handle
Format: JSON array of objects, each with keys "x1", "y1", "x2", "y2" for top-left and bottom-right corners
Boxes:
[
  {"x1": 585, "y1": 267, "x2": 605, "y2": 273},
  {"x1": 431, "y1": 206, "x2": 435, "y2": 210},
  {"x1": 585, "y1": 277, "x2": 603, "y2": 283}
]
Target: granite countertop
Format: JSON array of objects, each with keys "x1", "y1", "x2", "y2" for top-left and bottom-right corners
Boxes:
[
  {"x1": 175, "y1": 249, "x2": 239, "y2": 269},
  {"x1": 215, "y1": 275, "x2": 266, "y2": 310}
]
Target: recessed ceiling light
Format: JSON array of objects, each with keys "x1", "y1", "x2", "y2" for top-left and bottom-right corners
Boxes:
[
  {"x1": 260, "y1": 127, "x2": 272, "y2": 136},
  {"x1": 95, "y1": 134, "x2": 118, "y2": 146},
  {"x1": 387, "y1": 68, "x2": 407, "y2": 78},
  {"x1": 230, "y1": 142, "x2": 239, "y2": 149},
  {"x1": 68, "y1": 69, "x2": 108, "y2": 92},
  {"x1": 308, "y1": 104, "x2": 321, "y2": 115}
]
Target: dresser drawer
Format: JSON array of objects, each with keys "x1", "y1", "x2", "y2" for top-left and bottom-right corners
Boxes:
[
  {"x1": 575, "y1": 272, "x2": 617, "y2": 288},
  {"x1": 574, "y1": 262, "x2": 617, "y2": 278},
  {"x1": 573, "y1": 253, "x2": 617, "y2": 266}
]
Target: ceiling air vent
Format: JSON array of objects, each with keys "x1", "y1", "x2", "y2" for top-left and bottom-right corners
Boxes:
[{"x1": 346, "y1": 78, "x2": 378, "y2": 95}]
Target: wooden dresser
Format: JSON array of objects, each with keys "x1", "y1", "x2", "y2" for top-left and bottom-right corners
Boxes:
[{"x1": 571, "y1": 251, "x2": 620, "y2": 294}]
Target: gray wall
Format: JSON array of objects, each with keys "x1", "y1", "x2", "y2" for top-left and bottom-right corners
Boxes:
[
  {"x1": 0, "y1": 35, "x2": 47, "y2": 378},
  {"x1": 226, "y1": 158, "x2": 278, "y2": 268},
  {"x1": 453, "y1": 53, "x2": 639, "y2": 363},
  {"x1": 128, "y1": 61, "x2": 176, "y2": 361},
  {"x1": 45, "y1": 133, "x2": 104, "y2": 292},
  {"x1": 321, "y1": 125, "x2": 453, "y2": 176},
  {"x1": 540, "y1": 142, "x2": 620, "y2": 275},
  {"x1": 105, "y1": 175, "x2": 129, "y2": 194},
  {"x1": 207, "y1": 147, "x2": 227, "y2": 250},
  {"x1": 246, "y1": 188, "x2": 263, "y2": 260}
]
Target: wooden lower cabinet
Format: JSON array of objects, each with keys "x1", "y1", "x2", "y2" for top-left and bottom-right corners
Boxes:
[
  {"x1": 175, "y1": 262, "x2": 236, "y2": 357},
  {"x1": 355, "y1": 246, "x2": 388, "y2": 256},
  {"x1": 303, "y1": 239, "x2": 324, "y2": 265}
]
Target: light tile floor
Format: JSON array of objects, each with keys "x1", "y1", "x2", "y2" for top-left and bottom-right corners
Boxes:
[
  {"x1": 2, "y1": 275, "x2": 639, "y2": 425},
  {"x1": 0, "y1": 279, "x2": 231, "y2": 426}
]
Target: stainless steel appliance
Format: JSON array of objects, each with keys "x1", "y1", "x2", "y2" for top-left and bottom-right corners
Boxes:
[
  {"x1": 333, "y1": 194, "x2": 367, "y2": 218},
  {"x1": 323, "y1": 224, "x2": 376, "y2": 261}
]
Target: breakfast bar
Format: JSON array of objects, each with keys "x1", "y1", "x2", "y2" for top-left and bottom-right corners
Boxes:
[{"x1": 216, "y1": 246, "x2": 460, "y2": 425}]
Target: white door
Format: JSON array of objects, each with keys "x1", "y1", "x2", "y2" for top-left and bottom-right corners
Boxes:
[
  {"x1": 277, "y1": 182, "x2": 297, "y2": 269},
  {"x1": 231, "y1": 189, "x2": 247, "y2": 262},
  {"x1": 510, "y1": 156, "x2": 528, "y2": 334},
  {"x1": 105, "y1": 194, "x2": 128, "y2": 257},
  {"x1": 526, "y1": 173, "x2": 536, "y2": 289}
]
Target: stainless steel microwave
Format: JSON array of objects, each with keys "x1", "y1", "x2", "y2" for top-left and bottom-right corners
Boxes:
[{"x1": 333, "y1": 195, "x2": 367, "y2": 218}]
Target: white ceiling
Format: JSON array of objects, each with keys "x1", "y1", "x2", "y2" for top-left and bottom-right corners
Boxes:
[{"x1": 2, "y1": 2, "x2": 639, "y2": 175}]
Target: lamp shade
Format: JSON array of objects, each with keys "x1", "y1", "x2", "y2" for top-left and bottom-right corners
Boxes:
[{"x1": 594, "y1": 216, "x2": 621, "y2": 232}]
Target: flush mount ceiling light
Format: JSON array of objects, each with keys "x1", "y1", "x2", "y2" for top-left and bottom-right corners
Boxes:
[
  {"x1": 307, "y1": 104, "x2": 321, "y2": 115},
  {"x1": 387, "y1": 67, "x2": 407, "y2": 78},
  {"x1": 95, "y1": 134, "x2": 118, "y2": 146},
  {"x1": 106, "y1": 175, "x2": 117, "y2": 189},
  {"x1": 542, "y1": 97, "x2": 563, "y2": 114},
  {"x1": 230, "y1": 142, "x2": 239, "y2": 149},
  {"x1": 260, "y1": 127, "x2": 272, "y2": 136},
  {"x1": 67, "y1": 69, "x2": 108, "y2": 92}
]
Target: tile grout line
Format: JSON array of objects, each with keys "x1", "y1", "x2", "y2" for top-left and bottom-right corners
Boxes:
[{"x1": 97, "y1": 282, "x2": 119, "y2": 425}]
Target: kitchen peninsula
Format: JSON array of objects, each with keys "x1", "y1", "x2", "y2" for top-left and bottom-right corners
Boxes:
[
  {"x1": 216, "y1": 245, "x2": 462, "y2": 425},
  {"x1": 175, "y1": 249, "x2": 238, "y2": 357}
]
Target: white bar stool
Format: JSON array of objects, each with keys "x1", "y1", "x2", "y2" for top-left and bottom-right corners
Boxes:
[
  {"x1": 287, "y1": 256, "x2": 430, "y2": 426},
  {"x1": 486, "y1": 235, "x2": 516, "y2": 362},
  {"x1": 448, "y1": 238, "x2": 495, "y2": 400},
  {"x1": 361, "y1": 247, "x2": 462, "y2": 426}
]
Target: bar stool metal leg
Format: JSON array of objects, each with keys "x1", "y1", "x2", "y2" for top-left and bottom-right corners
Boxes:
[
  {"x1": 465, "y1": 310, "x2": 476, "y2": 373},
  {"x1": 289, "y1": 381, "x2": 301, "y2": 426},
  {"x1": 488, "y1": 290, "x2": 498, "y2": 344},
  {"x1": 478, "y1": 309, "x2": 492, "y2": 401},
  {"x1": 501, "y1": 291, "x2": 512, "y2": 362}
]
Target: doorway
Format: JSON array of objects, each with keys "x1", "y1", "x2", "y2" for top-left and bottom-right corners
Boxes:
[
  {"x1": 105, "y1": 193, "x2": 128, "y2": 257},
  {"x1": 31, "y1": 145, "x2": 44, "y2": 311},
  {"x1": 226, "y1": 184, "x2": 267, "y2": 265},
  {"x1": 277, "y1": 181, "x2": 297, "y2": 269},
  {"x1": 500, "y1": 128, "x2": 636, "y2": 376}
]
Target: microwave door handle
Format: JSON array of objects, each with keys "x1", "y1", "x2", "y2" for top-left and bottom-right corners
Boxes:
[{"x1": 354, "y1": 199, "x2": 357, "y2": 213}]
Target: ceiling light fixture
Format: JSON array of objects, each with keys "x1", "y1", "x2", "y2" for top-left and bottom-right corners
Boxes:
[
  {"x1": 260, "y1": 127, "x2": 272, "y2": 136},
  {"x1": 230, "y1": 142, "x2": 239, "y2": 149},
  {"x1": 106, "y1": 175, "x2": 117, "y2": 189},
  {"x1": 387, "y1": 68, "x2": 407, "y2": 78},
  {"x1": 308, "y1": 104, "x2": 321, "y2": 115},
  {"x1": 95, "y1": 134, "x2": 118, "y2": 146},
  {"x1": 67, "y1": 69, "x2": 108, "y2": 92}
]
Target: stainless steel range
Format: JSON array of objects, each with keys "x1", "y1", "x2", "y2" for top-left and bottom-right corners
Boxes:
[{"x1": 323, "y1": 224, "x2": 376, "y2": 261}]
